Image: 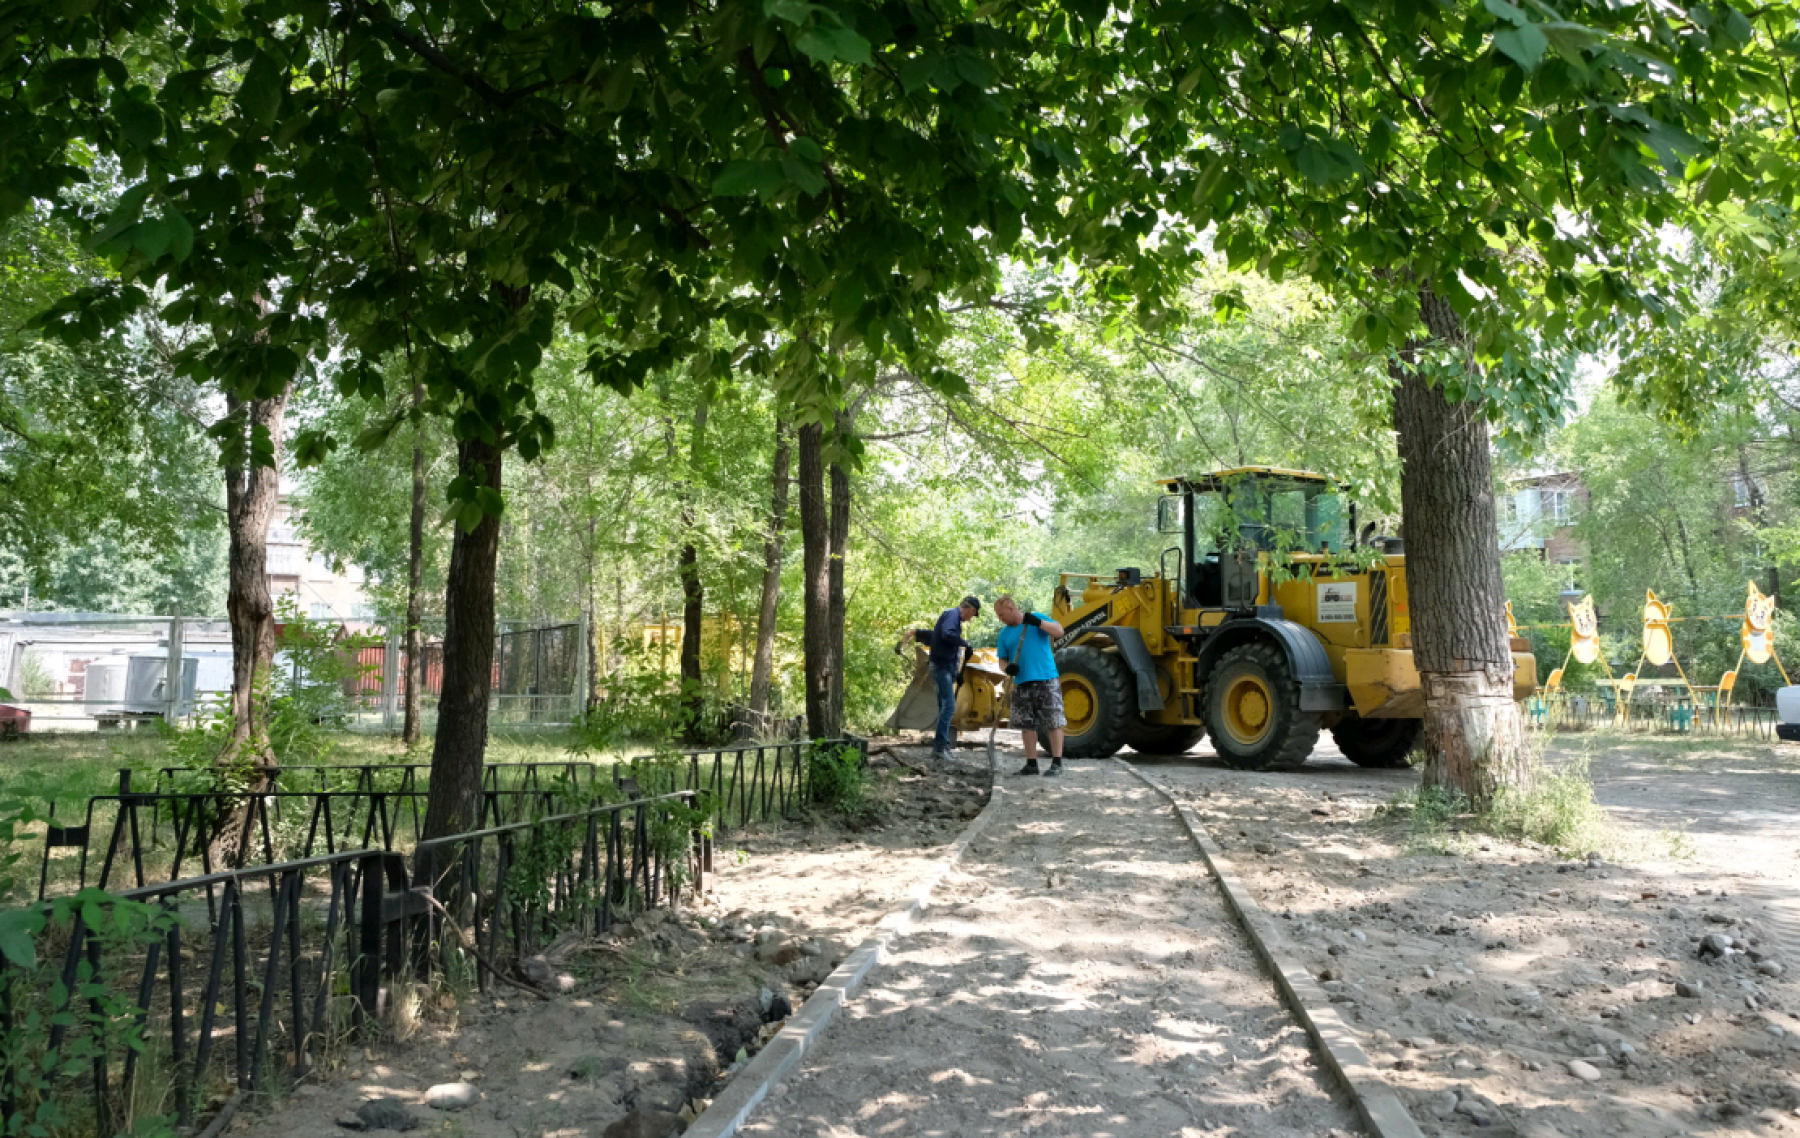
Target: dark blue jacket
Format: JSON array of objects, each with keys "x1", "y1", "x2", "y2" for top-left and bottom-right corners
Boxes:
[{"x1": 914, "y1": 608, "x2": 972, "y2": 669}]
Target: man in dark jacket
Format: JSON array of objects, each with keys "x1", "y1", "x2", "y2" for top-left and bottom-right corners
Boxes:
[{"x1": 895, "y1": 595, "x2": 981, "y2": 761}]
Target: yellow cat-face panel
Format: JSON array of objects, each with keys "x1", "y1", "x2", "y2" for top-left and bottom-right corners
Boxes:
[
  {"x1": 1743, "y1": 581, "x2": 1777, "y2": 664},
  {"x1": 1642, "y1": 589, "x2": 1673, "y2": 666},
  {"x1": 1569, "y1": 594, "x2": 1601, "y2": 664}
]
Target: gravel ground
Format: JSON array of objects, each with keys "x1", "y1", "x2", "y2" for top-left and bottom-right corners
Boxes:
[{"x1": 738, "y1": 758, "x2": 1360, "y2": 1138}]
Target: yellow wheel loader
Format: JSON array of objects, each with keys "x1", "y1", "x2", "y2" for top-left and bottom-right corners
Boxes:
[{"x1": 889, "y1": 467, "x2": 1537, "y2": 770}]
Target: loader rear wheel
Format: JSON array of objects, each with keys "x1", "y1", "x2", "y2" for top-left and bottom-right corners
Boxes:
[
  {"x1": 1330, "y1": 716, "x2": 1421, "y2": 769},
  {"x1": 1127, "y1": 723, "x2": 1208, "y2": 756},
  {"x1": 1204, "y1": 641, "x2": 1320, "y2": 770},
  {"x1": 1055, "y1": 646, "x2": 1131, "y2": 758}
]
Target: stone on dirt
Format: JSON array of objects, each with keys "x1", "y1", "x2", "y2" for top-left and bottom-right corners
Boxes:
[
  {"x1": 422, "y1": 1082, "x2": 478, "y2": 1110},
  {"x1": 520, "y1": 955, "x2": 554, "y2": 984},
  {"x1": 1567, "y1": 1059, "x2": 1603, "y2": 1082},
  {"x1": 338, "y1": 1099, "x2": 419, "y2": 1132},
  {"x1": 602, "y1": 1108, "x2": 682, "y2": 1138},
  {"x1": 1675, "y1": 980, "x2": 1704, "y2": 998}
]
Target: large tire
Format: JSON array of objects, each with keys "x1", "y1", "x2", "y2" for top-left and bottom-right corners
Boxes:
[
  {"x1": 1054, "y1": 645, "x2": 1132, "y2": 758},
  {"x1": 1204, "y1": 641, "x2": 1321, "y2": 770},
  {"x1": 1330, "y1": 716, "x2": 1421, "y2": 769},
  {"x1": 1127, "y1": 723, "x2": 1208, "y2": 756}
]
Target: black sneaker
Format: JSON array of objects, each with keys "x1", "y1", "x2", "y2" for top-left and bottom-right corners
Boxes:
[
  {"x1": 1013, "y1": 760, "x2": 1041, "y2": 776},
  {"x1": 1044, "y1": 760, "x2": 1065, "y2": 777}
]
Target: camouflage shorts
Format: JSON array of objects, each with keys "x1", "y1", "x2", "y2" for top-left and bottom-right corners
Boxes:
[{"x1": 1011, "y1": 679, "x2": 1066, "y2": 732}]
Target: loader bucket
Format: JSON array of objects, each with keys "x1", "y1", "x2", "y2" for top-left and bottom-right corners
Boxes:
[{"x1": 887, "y1": 647, "x2": 1012, "y2": 733}]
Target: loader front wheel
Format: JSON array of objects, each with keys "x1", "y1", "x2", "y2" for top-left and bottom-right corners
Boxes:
[
  {"x1": 1055, "y1": 646, "x2": 1132, "y2": 758},
  {"x1": 1127, "y1": 722, "x2": 1208, "y2": 756},
  {"x1": 1205, "y1": 641, "x2": 1321, "y2": 770},
  {"x1": 1330, "y1": 716, "x2": 1421, "y2": 769}
]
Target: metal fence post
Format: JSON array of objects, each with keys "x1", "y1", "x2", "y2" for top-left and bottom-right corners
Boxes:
[
  {"x1": 383, "y1": 626, "x2": 402, "y2": 732},
  {"x1": 165, "y1": 607, "x2": 184, "y2": 724},
  {"x1": 573, "y1": 610, "x2": 590, "y2": 723}
]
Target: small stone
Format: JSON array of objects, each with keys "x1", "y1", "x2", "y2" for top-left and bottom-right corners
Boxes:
[
  {"x1": 766, "y1": 993, "x2": 793, "y2": 1021},
  {"x1": 553, "y1": 973, "x2": 577, "y2": 994},
  {"x1": 602, "y1": 1109, "x2": 683, "y2": 1138},
  {"x1": 347, "y1": 1099, "x2": 419, "y2": 1132},
  {"x1": 1699, "y1": 934, "x2": 1732, "y2": 960},
  {"x1": 1351, "y1": 930, "x2": 1368, "y2": 943},
  {"x1": 1422, "y1": 966, "x2": 1435, "y2": 980},
  {"x1": 1430, "y1": 1090, "x2": 1459, "y2": 1118},
  {"x1": 1253, "y1": 842, "x2": 1277, "y2": 855},
  {"x1": 1457, "y1": 1097, "x2": 1495, "y2": 1126},
  {"x1": 423, "y1": 1083, "x2": 478, "y2": 1111},
  {"x1": 519, "y1": 955, "x2": 554, "y2": 985},
  {"x1": 1667, "y1": 906, "x2": 1689, "y2": 920},
  {"x1": 1676, "y1": 980, "x2": 1703, "y2": 998},
  {"x1": 1758, "y1": 961, "x2": 1785, "y2": 978},
  {"x1": 1328, "y1": 943, "x2": 1349, "y2": 956},
  {"x1": 1319, "y1": 967, "x2": 1342, "y2": 982},
  {"x1": 1567, "y1": 1059, "x2": 1603, "y2": 1082}
]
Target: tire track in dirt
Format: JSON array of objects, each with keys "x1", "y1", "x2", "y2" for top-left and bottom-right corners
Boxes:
[{"x1": 736, "y1": 761, "x2": 1359, "y2": 1138}]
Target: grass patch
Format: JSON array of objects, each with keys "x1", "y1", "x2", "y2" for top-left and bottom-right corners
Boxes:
[{"x1": 1380, "y1": 753, "x2": 1612, "y2": 857}]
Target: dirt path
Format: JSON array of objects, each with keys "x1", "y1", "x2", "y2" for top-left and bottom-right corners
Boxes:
[
  {"x1": 738, "y1": 760, "x2": 1360, "y2": 1138},
  {"x1": 1128, "y1": 731, "x2": 1800, "y2": 1138}
]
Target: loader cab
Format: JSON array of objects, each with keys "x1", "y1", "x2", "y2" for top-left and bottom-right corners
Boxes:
[{"x1": 1158, "y1": 468, "x2": 1352, "y2": 611}]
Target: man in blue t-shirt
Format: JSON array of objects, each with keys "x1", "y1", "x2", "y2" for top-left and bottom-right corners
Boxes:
[
  {"x1": 994, "y1": 595, "x2": 1068, "y2": 777},
  {"x1": 895, "y1": 595, "x2": 981, "y2": 762}
]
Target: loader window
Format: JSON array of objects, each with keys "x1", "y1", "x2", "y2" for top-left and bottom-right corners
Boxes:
[{"x1": 1214, "y1": 477, "x2": 1349, "y2": 555}]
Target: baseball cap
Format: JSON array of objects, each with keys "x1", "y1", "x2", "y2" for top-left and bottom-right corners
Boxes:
[{"x1": 962, "y1": 595, "x2": 982, "y2": 615}]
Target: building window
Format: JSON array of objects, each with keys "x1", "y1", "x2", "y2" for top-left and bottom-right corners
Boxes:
[
  {"x1": 1543, "y1": 487, "x2": 1574, "y2": 526},
  {"x1": 352, "y1": 604, "x2": 378, "y2": 620},
  {"x1": 309, "y1": 603, "x2": 334, "y2": 620}
]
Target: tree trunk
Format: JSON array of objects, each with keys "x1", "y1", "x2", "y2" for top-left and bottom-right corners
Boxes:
[
  {"x1": 1390, "y1": 285, "x2": 1528, "y2": 806},
  {"x1": 798, "y1": 421, "x2": 837, "y2": 739},
  {"x1": 677, "y1": 400, "x2": 710, "y2": 739},
  {"x1": 213, "y1": 386, "x2": 290, "y2": 866},
  {"x1": 421, "y1": 437, "x2": 503, "y2": 843},
  {"x1": 749, "y1": 420, "x2": 791, "y2": 717},
  {"x1": 827, "y1": 410, "x2": 852, "y2": 732},
  {"x1": 402, "y1": 387, "x2": 426, "y2": 746}
]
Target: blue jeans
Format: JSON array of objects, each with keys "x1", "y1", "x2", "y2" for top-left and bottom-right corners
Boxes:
[{"x1": 931, "y1": 661, "x2": 958, "y2": 753}]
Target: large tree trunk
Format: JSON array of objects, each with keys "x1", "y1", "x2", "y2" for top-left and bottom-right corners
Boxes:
[
  {"x1": 421, "y1": 437, "x2": 503, "y2": 843},
  {"x1": 677, "y1": 400, "x2": 710, "y2": 739},
  {"x1": 213, "y1": 386, "x2": 290, "y2": 866},
  {"x1": 749, "y1": 420, "x2": 791, "y2": 717},
  {"x1": 1391, "y1": 285, "x2": 1529, "y2": 806},
  {"x1": 798, "y1": 421, "x2": 837, "y2": 739},
  {"x1": 827, "y1": 410, "x2": 852, "y2": 732},
  {"x1": 402, "y1": 387, "x2": 426, "y2": 746}
]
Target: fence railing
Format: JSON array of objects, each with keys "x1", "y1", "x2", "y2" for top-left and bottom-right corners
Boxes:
[
  {"x1": 619, "y1": 736, "x2": 867, "y2": 830},
  {"x1": 0, "y1": 791, "x2": 706, "y2": 1138},
  {"x1": 1525, "y1": 694, "x2": 1779, "y2": 740},
  {"x1": 35, "y1": 741, "x2": 865, "y2": 901}
]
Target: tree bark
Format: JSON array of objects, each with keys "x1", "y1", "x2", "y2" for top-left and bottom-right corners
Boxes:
[
  {"x1": 827, "y1": 409, "x2": 852, "y2": 731},
  {"x1": 677, "y1": 400, "x2": 709, "y2": 739},
  {"x1": 749, "y1": 420, "x2": 791, "y2": 717},
  {"x1": 798, "y1": 420, "x2": 837, "y2": 739},
  {"x1": 1390, "y1": 284, "x2": 1529, "y2": 806},
  {"x1": 421, "y1": 437, "x2": 503, "y2": 842},
  {"x1": 212, "y1": 386, "x2": 291, "y2": 865},
  {"x1": 402, "y1": 386, "x2": 426, "y2": 746}
]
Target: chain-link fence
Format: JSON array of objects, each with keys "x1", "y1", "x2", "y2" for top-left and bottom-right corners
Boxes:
[{"x1": 0, "y1": 612, "x2": 586, "y2": 733}]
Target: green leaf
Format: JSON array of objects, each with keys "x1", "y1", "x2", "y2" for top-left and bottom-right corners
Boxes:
[
  {"x1": 1494, "y1": 24, "x2": 1548, "y2": 71},
  {"x1": 712, "y1": 159, "x2": 785, "y2": 198},
  {"x1": 1481, "y1": 0, "x2": 1528, "y2": 26},
  {"x1": 781, "y1": 153, "x2": 827, "y2": 196},
  {"x1": 236, "y1": 51, "x2": 285, "y2": 128},
  {"x1": 795, "y1": 26, "x2": 872, "y2": 67},
  {"x1": 0, "y1": 909, "x2": 36, "y2": 968}
]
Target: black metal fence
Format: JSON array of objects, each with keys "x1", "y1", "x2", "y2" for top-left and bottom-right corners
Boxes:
[
  {"x1": 619, "y1": 737, "x2": 867, "y2": 829},
  {"x1": 1, "y1": 791, "x2": 706, "y2": 1138},
  {"x1": 1525, "y1": 694, "x2": 1779, "y2": 740}
]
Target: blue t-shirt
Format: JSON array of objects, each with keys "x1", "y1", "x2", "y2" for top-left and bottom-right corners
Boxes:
[{"x1": 996, "y1": 615, "x2": 1058, "y2": 684}]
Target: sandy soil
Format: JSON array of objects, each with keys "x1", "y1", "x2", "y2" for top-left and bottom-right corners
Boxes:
[
  {"x1": 738, "y1": 758, "x2": 1360, "y2": 1138},
  {"x1": 1131, "y1": 730, "x2": 1800, "y2": 1138}
]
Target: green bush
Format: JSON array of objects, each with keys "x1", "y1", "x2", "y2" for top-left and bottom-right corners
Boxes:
[{"x1": 807, "y1": 741, "x2": 867, "y2": 817}]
